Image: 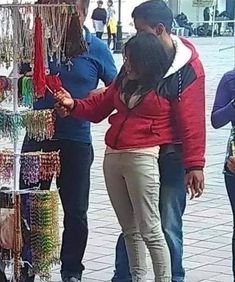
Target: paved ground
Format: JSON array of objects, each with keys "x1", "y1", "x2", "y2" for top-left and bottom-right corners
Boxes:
[{"x1": 4, "y1": 36, "x2": 235, "y2": 281}]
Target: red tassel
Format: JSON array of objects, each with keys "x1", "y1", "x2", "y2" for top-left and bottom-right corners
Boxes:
[
  {"x1": 46, "y1": 75, "x2": 63, "y2": 95},
  {"x1": 33, "y1": 16, "x2": 46, "y2": 99}
]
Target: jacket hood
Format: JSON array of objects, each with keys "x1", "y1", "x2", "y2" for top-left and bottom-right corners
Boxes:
[{"x1": 164, "y1": 35, "x2": 199, "y2": 78}]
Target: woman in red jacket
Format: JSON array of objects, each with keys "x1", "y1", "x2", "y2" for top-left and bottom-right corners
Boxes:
[{"x1": 55, "y1": 32, "x2": 174, "y2": 281}]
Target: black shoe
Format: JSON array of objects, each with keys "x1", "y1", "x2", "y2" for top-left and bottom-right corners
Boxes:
[
  {"x1": 61, "y1": 272, "x2": 81, "y2": 282},
  {"x1": 20, "y1": 275, "x2": 35, "y2": 282},
  {"x1": 0, "y1": 270, "x2": 7, "y2": 282},
  {"x1": 68, "y1": 278, "x2": 81, "y2": 282},
  {"x1": 20, "y1": 266, "x2": 35, "y2": 282},
  {"x1": 62, "y1": 276, "x2": 81, "y2": 282}
]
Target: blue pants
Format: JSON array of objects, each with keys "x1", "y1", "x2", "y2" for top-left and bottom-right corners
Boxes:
[
  {"x1": 20, "y1": 137, "x2": 94, "y2": 277},
  {"x1": 224, "y1": 172, "x2": 235, "y2": 279},
  {"x1": 112, "y1": 145, "x2": 186, "y2": 282}
]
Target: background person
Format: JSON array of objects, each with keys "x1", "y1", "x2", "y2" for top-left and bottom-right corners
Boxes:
[
  {"x1": 91, "y1": 0, "x2": 107, "y2": 39},
  {"x1": 175, "y1": 12, "x2": 194, "y2": 36},
  {"x1": 211, "y1": 69, "x2": 235, "y2": 280},
  {"x1": 203, "y1": 6, "x2": 210, "y2": 35},
  {"x1": 106, "y1": 0, "x2": 117, "y2": 50}
]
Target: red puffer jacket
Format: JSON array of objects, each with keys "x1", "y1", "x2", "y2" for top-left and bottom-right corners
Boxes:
[
  {"x1": 75, "y1": 85, "x2": 175, "y2": 148},
  {"x1": 71, "y1": 38, "x2": 206, "y2": 170}
]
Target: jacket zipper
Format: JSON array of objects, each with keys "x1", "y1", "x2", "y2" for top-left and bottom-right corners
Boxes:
[{"x1": 113, "y1": 113, "x2": 129, "y2": 149}]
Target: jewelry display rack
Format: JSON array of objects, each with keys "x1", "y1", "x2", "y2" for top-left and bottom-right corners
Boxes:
[{"x1": 0, "y1": 3, "x2": 68, "y2": 281}]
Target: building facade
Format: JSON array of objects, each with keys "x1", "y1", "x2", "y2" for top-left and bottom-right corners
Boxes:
[
  {"x1": 87, "y1": 0, "x2": 234, "y2": 32},
  {"x1": 168, "y1": 0, "x2": 233, "y2": 21}
]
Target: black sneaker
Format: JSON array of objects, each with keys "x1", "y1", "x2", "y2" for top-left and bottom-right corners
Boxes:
[
  {"x1": 20, "y1": 266, "x2": 35, "y2": 282},
  {"x1": 61, "y1": 272, "x2": 81, "y2": 282},
  {"x1": 68, "y1": 278, "x2": 81, "y2": 282},
  {"x1": 0, "y1": 270, "x2": 7, "y2": 282}
]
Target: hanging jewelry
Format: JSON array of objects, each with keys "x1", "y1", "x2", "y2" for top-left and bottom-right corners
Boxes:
[
  {"x1": 0, "y1": 150, "x2": 14, "y2": 183},
  {"x1": 0, "y1": 110, "x2": 23, "y2": 142},
  {"x1": 33, "y1": 15, "x2": 46, "y2": 99},
  {"x1": 13, "y1": 193, "x2": 23, "y2": 281},
  {"x1": 22, "y1": 109, "x2": 56, "y2": 141},
  {"x1": 20, "y1": 153, "x2": 40, "y2": 185},
  {"x1": 29, "y1": 190, "x2": 60, "y2": 281}
]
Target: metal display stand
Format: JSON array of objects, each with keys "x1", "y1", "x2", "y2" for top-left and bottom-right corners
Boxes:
[{"x1": 0, "y1": 3, "x2": 63, "y2": 281}]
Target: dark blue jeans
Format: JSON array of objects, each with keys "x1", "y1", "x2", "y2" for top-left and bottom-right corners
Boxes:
[
  {"x1": 224, "y1": 172, "x2": 235, "y2": 279},
  {"x1": 112, "y1": 145, "x2": 186, "y2": 282},
  {"x1": 20, "y1": 137, "x2": 94, "y2": 277}
]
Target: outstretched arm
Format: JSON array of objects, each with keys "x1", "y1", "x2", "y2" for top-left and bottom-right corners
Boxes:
[{"x1": 55, "y1": 84, "x2": 115, "y2": 123}]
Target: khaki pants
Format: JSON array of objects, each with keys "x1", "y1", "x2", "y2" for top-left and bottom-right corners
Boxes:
[{"x1": 103, "y1": 152, "x2": 171, "y2": 282}]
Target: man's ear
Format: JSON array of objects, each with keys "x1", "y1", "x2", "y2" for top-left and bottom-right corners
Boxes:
[{"x1": 155, "y1": 23, "x2": 166, "y2": 36}]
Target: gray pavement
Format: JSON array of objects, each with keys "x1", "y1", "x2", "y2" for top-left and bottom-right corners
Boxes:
[{"x1": 16, "y1": 37, "x2": 235, "y2": 281}]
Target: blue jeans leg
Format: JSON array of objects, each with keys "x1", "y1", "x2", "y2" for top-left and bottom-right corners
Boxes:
[
  {"x1": 57, "y1": 140, "x2": 94, "y2": 276},
  {"x1": 159, "y1": 149, "x2": 186, "y2": 282},
  {"x1": 224, "y1": 173, "x2": 235, "y2": 279},
  {"x1": 112, "y1": 146, "x2": 186, "y2": 282}
]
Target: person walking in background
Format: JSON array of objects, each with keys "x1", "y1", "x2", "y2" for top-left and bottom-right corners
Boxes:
[
  {"x1": 211, "y1": 70, "x2": 235, "y2": 280},
  {"x1": 203, "y1": 7, "x2": 210, "y2": 33},
  {"x1": 91, "y1": 0, "x2": 107, "y2": 39},
  {"x1": 203, "y1": 7, "x2": 210, "y2": 22},
  {"x1": 111, "y1": 1, "x2": 206, "y2": 282},
  {"x1": 107, "y1": 0, "x2": 116, "y2": 50}
]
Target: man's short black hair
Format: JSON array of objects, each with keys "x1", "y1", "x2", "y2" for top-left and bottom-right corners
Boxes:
[{"x1": 131, "y1": 0, "x2": 173, "y2": 33}]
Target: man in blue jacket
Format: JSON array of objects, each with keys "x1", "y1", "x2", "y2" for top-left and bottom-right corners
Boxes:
[{"x1": 20, "y1": 1, "x2": 117, "y2": 282}]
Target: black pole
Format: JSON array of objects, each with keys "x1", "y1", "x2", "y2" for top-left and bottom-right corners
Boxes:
[{"x1": 114, "y1": 0, "x2": 123, "y2": 53}]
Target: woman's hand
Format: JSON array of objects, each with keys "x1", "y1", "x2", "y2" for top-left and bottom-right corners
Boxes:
[
  {"x1": 55, "y1": 102, "x2": 71, "y2": 118},
  {"x1": 54, "y1": 87, "x2": 74, "y2": 111}
]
